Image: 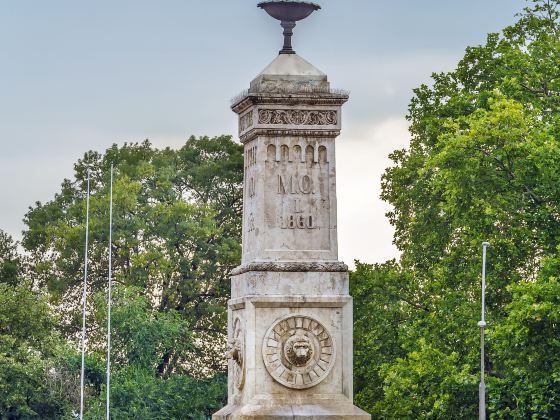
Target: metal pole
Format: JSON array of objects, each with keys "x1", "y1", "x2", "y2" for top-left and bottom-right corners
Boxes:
[
  {"x1": 79, "y1": 169, "x2": 91, "y2": 420},
  {"x1": 106, "y1": 165, "x2": 114, "y2": 420},
  {"x1": 478, "y1": 242, "x2": 490, "y2": 420}
]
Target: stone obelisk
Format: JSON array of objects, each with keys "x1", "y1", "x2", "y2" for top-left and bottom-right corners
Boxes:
[{"x1": 214, "y1": 2, "x2": 370, "y2": 418}]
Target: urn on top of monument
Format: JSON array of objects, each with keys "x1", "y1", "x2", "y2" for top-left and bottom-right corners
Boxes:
[{"x1": 258, "y1": 1, "x2": 321, "y2": 55}]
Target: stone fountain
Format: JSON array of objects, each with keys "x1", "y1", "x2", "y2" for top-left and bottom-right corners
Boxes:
[{"x1": 213, "y1": 2, "x2": 371, "y2": 418}]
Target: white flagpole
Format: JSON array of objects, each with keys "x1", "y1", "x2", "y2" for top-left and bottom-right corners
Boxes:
[
  {"x1": 106, "y1": 164, "x2": 114, "y2": 420},
  {"x1": 478, "y1": 241, "x2": 490, "y2": 420},
  {"x1": 79, "y1": 169, "x2": 91, "y2": 420}
]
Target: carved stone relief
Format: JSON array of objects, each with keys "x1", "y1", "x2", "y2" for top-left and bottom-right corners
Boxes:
[
  {"x1": 260, "y1": 140, "x2": 332, "y2": 258},
  {"x1": 262, "y1": 315, "x2": 335, "y2": 390},
  {"x1": 258, "y1": 109, "x2": 337, "y2": 126},
  {"x1": 227, "y1": 316, "x2": 246, "y2": 391},
  {"x1": 239, "y1": 110, "x2": 254, "y2": 133}
]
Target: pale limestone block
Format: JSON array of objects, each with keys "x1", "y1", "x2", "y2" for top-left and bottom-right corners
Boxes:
[{"x1": 231, "y1": 271, "x2": 349, "y2": 298}]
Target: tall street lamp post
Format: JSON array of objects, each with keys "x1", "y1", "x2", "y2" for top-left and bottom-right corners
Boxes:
[{"x1": 478, "y1": 241, "x2": 490, "y2": 420}]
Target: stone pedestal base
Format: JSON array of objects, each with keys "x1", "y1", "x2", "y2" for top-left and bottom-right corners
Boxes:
[
  {"x1": 214, "y1": 270, "x2": 371, "y2": 419},
  {"x1": 213, "y1": 402, "x2": 370, "y2": 420}
]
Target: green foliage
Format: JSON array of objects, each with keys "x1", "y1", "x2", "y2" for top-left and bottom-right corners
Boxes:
[
  {"x1": 4, "y1": 1, "x2": 560, "y2": 418},
  {"x1": 351, "y1": 262, "x2": 409, "y2": 409},
  {"x1": 378, "y1": 339, "x2": 477, "y2": 419},
  {"x1": 0, "y1": 136, "x2": 240, "y2": 417},
  {"x1": 23, "y1": 135, "x2": 243, "y2": 376},
  {"x1": 489, "y1": 254, "x2": 560, "y2": 418},
  {"x1": 353, "y1": 1, "x2": 560, "y2": 418},
  {"x1": 0, "y1": 230, "x2": 21, "y2": 286},
  {"x1": 94, "y1": 287, "x2": 193, "y2": 374},
  {"x1": 0, "y1": 281, "x2": 73, "y2": 418},
  {"x1": 86, "y1": 286, "x2": 226, "y2": 419},
  {"x1": 87, "y1": 371, "x2": 226, "y2": 420}
]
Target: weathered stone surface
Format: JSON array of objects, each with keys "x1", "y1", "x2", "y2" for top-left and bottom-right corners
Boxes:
[
  {"x1": 231, "y1": 271, "x2": 349, "y2": 298},
  {"x1": 249, "y1": 54, "x2": 331, "y2": 95},
  {"x1": 240, "y1": 133, "x2": 342, "y2": 263},
  {"x1": 213, "y1": 49, "x2": 369, "y2": 419},
  {"x1": 230, "y1": 261, "x2": 348, "y2": 276},
  {"x1": 213, "y1": 399, "x2": 371, "y2": 420}
]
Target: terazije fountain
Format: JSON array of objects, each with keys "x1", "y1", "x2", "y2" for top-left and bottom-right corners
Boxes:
[{"x1": 213, "y1": 2, "x2": 371, "y2": 418}]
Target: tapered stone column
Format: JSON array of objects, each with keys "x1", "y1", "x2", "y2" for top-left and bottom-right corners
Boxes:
[{"x1": 213, "y1": 3, "x2": 370, "y2": 419}]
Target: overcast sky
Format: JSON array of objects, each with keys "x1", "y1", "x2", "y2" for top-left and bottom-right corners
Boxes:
[{"x1": 0, "y1": 0, "x2": 526, "y2": 267}]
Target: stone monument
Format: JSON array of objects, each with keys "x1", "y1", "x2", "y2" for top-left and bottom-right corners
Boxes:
[{"x1": 213, "y1": 1, "x2": 370, "y2": 418}]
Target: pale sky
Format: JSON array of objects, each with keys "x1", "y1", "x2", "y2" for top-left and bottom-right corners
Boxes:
[{"x1": 0, "y1": 0, "x2": 525, "y2": 268}]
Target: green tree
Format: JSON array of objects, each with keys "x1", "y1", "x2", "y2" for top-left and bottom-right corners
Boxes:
[
  {"x1": 0, "y1": 230, "x2": 99, "y2": 419},
  {"x1": 489, "y1": 253, "x2": 560, "y2": 418},
  {"x1": 0, "y1": 230, "x2": 21, "y2": 286},
  {"x1": 85, "y1": 287, "x2": 226, "y2": 419},
  {"x1": 0, "y1": 280, "x2": 73, "y2": 418},
  {"x1": 353, "y1": 1, "x2": 560, "y2": 418},
  {"x1": 23, "y1": 136, "x2": 243, "y2": 376}
]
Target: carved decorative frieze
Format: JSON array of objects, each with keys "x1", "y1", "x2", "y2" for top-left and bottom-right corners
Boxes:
[
  {"x1": 230, "y1": 261, "x2": 348, "y2": 276},
  {"x1": 227, "y1": 317, "x2": 246, "y2": 391},
  {"x1": 262, "y1": 314, "x2": 335, "y2": 390},
  {"x1": 239, "y1": 110, "x2": 254, "y2": 133},
  {"x1": 258, "y1": 109, "x2": 337, "y2": 126}
]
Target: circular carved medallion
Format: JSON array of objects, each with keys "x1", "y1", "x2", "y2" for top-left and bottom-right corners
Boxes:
[
  {"x1": 227, "y1": 316, "x2": 245, "y2": 390},
  {"x1": 262, "y1": 314, "x2": 335, "y2": 389}
]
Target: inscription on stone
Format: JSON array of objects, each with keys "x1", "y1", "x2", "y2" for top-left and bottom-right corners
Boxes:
[
  {"x1": 245, "y1": 145, "x2": 258, "y2": 201},
  {"x1": 248, "y1": 177, "x2": 256, "y2": 198},
  {"x1": 243, "y1": 143, "x2": 259, "y2": 256},
  {"x1": 245, "y1": 145, "x2": 257, "y2": 169},
  {"x1": 278, "y1": 174, "x2": 317, "y2": 230},
  {"x1": 262, "y1": 141, "x2": 331, "y2": 255},
  {"x1": 278, "y1": 175, "x2": 315, "y2": 195},
  {"x1": 248, "y1": 213, "x2": 255, "y2": 233}
]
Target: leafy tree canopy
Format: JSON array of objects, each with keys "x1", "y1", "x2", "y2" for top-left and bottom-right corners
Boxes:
[
  {"x1": 0, "y1": 230, "x2": 22, "y2": 286},
  {"x1": 23, "y1": 135, "x2": 243, "y2": 377},
  {"x1": 353, "y1": 1, "x2": 560, "y2": 418},
  {"x1": 0, "y1": 275, "x2": 73, "y2": 418},
  {"x1": 85, "y1": 286, "x2": 227, "y2": 419}
]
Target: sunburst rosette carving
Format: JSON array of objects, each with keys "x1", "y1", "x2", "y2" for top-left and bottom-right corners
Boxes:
[{"x1": 262, "y1": 314, "x2": 335, "y2": 389}]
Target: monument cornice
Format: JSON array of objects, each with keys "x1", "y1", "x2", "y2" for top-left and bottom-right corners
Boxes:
[
  {"x1": 230, "y1": 261, "x2": 349, "y2": 276},
  {"x1": 232, "y1": 92, "x2": 349, "y2": 115},
  {"x1": 240, "y1": 128, "x2": 341, "y2": 143}
]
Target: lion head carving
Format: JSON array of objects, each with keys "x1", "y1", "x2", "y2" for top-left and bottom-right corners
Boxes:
[{"x1": 284, "y1": 330, "x2": 314, "y2": 367}]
